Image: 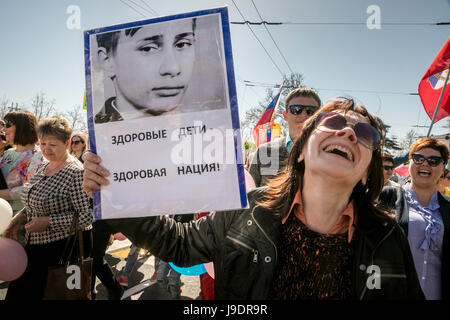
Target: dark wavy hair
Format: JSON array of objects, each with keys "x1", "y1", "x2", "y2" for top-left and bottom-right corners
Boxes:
[
  {"x1": 4, "y1": 111, "x2": 39, "y2": 146},
  {"x1": 257, "y1": 98, "x2": 388, "y2": 224}
]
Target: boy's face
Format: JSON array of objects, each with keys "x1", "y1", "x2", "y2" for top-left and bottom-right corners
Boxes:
[{"x1": 102, "y1": 19, "x2": 196, "y2": 115}]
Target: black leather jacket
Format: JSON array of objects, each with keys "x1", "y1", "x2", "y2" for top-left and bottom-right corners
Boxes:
[{"x1": 106, "y1": 188, "x2": 424, "y2": 300}]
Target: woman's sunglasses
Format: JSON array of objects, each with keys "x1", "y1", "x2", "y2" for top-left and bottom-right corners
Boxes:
[
  {"x1": 383, "y1": 165, "x2": 394, "y2": 171},
  {"x1": 288, "y1": 105, "x2": 319, "y2": 116},
  {"x1": 71, "y1": 140, "x2": 82, "y2": 145},
  {"x1": 315, "y1": 112, "x2": 381, "y2": 150},
  {"x1": 4, "y1": 120, "x2": 13, "y2": 128},
  {"x1": 411, "y1": 154, "x2": 444, "y2": 167}
]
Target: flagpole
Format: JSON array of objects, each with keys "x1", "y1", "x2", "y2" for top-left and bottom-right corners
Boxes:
[
  {"x1": 268, "y1": 82, "x2": 284, "y2": 142},
  {"x1": 271, "y1": 82, "x2": 284, "y2": 122},
  {"x1": 427, "y1": 69, "x2": 450, "y2": 137}
]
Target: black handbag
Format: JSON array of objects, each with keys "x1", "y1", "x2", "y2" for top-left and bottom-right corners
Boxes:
[{"x1": 43, "y1": 213, "x2": 93, "y2": 300}]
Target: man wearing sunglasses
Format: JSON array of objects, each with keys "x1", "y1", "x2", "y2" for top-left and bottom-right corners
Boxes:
[
  {"x1": 249, "y1": 87, "x2": 321, "y2": 187},
  {"x1": 381, "y1": 152, "x2": 400, "y2": 187}
]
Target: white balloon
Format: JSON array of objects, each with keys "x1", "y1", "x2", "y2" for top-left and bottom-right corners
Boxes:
[{"x1": 0, "y1": 199, "x2": 13, "y2": 234}]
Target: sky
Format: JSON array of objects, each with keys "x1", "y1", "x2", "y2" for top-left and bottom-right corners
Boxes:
[{"x1": 0, "y1": 0, "x2": 449, "y2": 143}]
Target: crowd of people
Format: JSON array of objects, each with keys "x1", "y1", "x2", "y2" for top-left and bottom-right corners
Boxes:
[{"x1": 0, "y1": 87, "x2": 449, "y2": 300}]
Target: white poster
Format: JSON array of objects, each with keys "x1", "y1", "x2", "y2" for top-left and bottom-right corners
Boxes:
[{"x1": 84, "y1": 7, "x2": 247, "y2": 219}]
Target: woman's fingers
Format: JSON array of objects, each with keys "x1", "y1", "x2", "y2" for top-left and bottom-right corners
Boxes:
[
  {"x1": 83, "y1": 154, "x2": 110, "y2": 179},
  {"x1": 82, "y1": 152, "x2": 110, "y2": 198},
  {"x1": 82, "y1": 151, "x2": 101, "y2": 164},
  {"x1": 24, "y1": 221, "x2": 33, "y2": 233},
  {"x1": 83, "y1": 168, "x2": 110, "y2": 198},
  {"x1": 24, "y1": 217, "x2": 49, "y2": 233}
]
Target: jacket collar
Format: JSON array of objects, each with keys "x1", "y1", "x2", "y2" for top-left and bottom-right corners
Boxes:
[
  {"x1": 248, "y1": 187, "x2": 396, "y2": 250},
  {"x1": 251, "y1": 203, "x2": 283, "y2": 247}
]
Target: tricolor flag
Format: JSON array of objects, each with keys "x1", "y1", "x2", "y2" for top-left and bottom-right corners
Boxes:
[
  {"x1": 252, "y1": 85, "x2": 283, "y2": 147},
  {"x1": 418, "y1": 38, "x2": 450, "y2": 123}
]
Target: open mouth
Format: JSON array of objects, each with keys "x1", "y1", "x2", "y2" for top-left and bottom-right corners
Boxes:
[
  {"x1": 324, "y1": 144, "x2": 354, "y2": 162},
  {"x1": 418, "y1": 170, "x2": 431, "y2": 177}
]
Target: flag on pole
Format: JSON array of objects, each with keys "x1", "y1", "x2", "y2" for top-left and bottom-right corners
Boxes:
[
  {"x1": 418, "y1": 38, "x2": 450, "y2": 123},
  {"x1": 252, "y1": 85, "x2": 283, "y2": 147}
]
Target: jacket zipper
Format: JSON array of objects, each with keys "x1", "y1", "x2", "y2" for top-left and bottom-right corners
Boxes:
[
  {"x1": 359, "y1": 225, "x2": 395, "y2": 300},
  {"x1": 226, "y1": 235, "x2": 259, "y2": 263},
  {"x1": 251, "y1": 208, "x2": 277, "y2": 265}
]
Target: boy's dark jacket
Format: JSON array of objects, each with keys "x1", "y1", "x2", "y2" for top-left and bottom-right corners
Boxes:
[
  {"x1": 379, "y1": 186, "x2": 450, "y2": 300},
  {"x1": 106, "y1": 188, "x2": 424, "y2": 300}
]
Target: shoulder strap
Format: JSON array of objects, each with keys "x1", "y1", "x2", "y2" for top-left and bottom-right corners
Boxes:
[{"x1": 59, "y1": 213, "x2": 82, "y2": 265}]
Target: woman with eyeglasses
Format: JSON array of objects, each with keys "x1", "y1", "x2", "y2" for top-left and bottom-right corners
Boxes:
[
  {"x1": 81, "y1": 98, "x2": 423, "y2": 300},
  {"x1": 69, "y1": 133, "x2": 88, "y2": 162},
  {"x1": 0, "y1": 112, "x2": 43, "y2": 216},
  {"x1": 379, "y1": 137, "x2": 450, "y2": 300}
]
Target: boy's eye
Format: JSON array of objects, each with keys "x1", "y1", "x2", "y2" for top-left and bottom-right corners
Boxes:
[
  {"x1": 174, "y1": 40, "x2": 192, "y2": 50},
  {"x1": 138, "y1": 43, "x2": 159, "y2": 53}
]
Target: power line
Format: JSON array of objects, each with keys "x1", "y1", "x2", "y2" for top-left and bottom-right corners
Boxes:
[
  {"x1": 140, "y1": 0, "x2": 159, "y2": 16},
  {"x1": 230, "y1": 0, "x2": 285, "y2": 77},
  {"x1": 250, "y1": 0, "x2": 294, "y2": 74},
  {"x1": 241, "y1": 80, "x2": 418, "y2": 95},
  {"x1": 126, "y1": 0, "x2": 155, "y2": 16},
  {"x1": 231, "y1": 21, "x2": 450, "y2": 26},
  {"x1": 119, "y1": 0, "x2": 146, "y2": 17},
  {"x1": 316, "y1": 88, "x2": 419, "y2": 96}
]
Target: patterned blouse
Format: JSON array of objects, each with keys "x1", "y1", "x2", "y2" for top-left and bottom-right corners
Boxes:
[
  {"x1": 269, "y1": 213, "x2": 354, "y2": 300},
  {"x1": 0, "y1": 146, "x2": 43, "y2": 213},
  {"x1": 20, "y1": 159, "x2": 93, "y2": 245}
]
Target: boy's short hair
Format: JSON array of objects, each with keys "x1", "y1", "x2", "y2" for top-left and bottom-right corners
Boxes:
[
  {"x1": 96, "y1": 27, "x2": 141, "y2": 55},
  {"x1": 285, "y1": 87, "x2": 321, "y2": 108},
  {"x1": 97, "y1": 18, "x2": 197, "y2": 55},
  {"x1": 4, "y1": 111, "x2": 38, "y2": 146},
  {"x1": 409, "y1": 137, "x2": 449, "y2": 165},
  {"x1": 37, "y1": 116, "x2": 73, "y2": 143}
]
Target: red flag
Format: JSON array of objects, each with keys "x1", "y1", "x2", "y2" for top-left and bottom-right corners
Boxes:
[
  {"x1": 252, "y1": 86, "x2": 283, "y2": 147},
  {"x1": 418, "y1": 38, "x2": 450, "y2": 123}
]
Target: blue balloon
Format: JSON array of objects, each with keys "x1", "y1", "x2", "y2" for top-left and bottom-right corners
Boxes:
[{"x1": 168, "y1": 262, "x2": 206, "y2": 276}]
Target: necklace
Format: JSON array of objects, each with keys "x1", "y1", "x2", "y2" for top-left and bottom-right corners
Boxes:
[{"x1": 44, "y1": 159, "x2": 72, "y2": 176}]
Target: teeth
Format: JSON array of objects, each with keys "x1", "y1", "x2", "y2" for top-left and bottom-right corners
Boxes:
[{"x1": 324, "y1": 144, "x2": 353, "y2": 161}]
